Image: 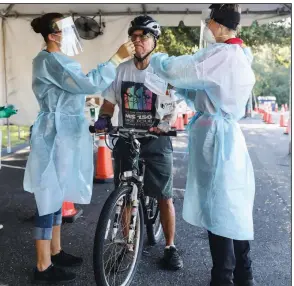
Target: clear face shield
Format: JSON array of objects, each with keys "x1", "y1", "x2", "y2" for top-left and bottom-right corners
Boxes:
[
  {"x1": 199, "y1": 9, "x2": 212, "y2": 49},
  {"x1": 55, "y1": 17, "x2": 83, "y2": 57}
]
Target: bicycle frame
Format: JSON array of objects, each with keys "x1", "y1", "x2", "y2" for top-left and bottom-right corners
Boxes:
[
  {"x1": 107, "y1": 129, "x2": 148, "y2": 246},
  {"x1": 91, "y1": 127, "x2": 175, "y2": 247}
]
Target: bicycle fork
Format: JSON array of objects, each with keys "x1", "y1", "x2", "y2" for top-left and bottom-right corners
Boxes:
[
  {"x1": 111, "y1": 198, "x2": 124, "y2": 241},
  {"x1": 128, "y1": 184, "x2": 139, "y2": 245},
  {"x1": 110, "y1": 183, "x2": 139, "y2": 248}
]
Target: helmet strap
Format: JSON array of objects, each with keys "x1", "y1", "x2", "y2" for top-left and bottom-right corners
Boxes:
[{"x1": 134, "y1": 38, "x2": 157, "y2": 62}]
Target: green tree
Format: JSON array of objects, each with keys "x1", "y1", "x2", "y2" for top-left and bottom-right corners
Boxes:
[
  {"x1": 156, "y1": 19, "x2": 291, "y2": 55},
  {"x1": 156, "y1": 25, "x2": 200, "y2": 56},
  {"x1": 240, "y1": 19, "x2": 291, "y2": 49},
  {"x1": 252, "y1": 45, "x2": 290, "y2": 105}
]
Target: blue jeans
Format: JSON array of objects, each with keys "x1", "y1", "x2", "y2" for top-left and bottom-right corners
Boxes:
[{"x1": 34, "y1": 208, "x2": 62, "y2": 240}]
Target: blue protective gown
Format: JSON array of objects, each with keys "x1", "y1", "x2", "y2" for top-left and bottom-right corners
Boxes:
[
  {"x1": 151, "y1": 44, "x2": 256, "y2": 240},
  {"x1": 24, "y1": 51, "x2": 116, "y2": 216}
]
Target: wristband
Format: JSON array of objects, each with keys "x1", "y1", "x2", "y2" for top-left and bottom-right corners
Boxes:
[{"x1": 109, "y1": 53, "x2": 123, "y2": 67}]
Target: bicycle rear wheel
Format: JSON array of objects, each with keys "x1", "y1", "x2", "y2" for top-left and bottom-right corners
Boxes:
[{"x1": 93, "y1": 185, "x2": 144, "y2": 286}]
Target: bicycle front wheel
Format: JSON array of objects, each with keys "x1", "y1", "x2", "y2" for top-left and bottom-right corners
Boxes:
[
  {"x1": 145, "y1": 197, "x2": 163, "y2": 245},
  {"x1": 93, "y1": 185, "x2": 144, "y2": 286}
]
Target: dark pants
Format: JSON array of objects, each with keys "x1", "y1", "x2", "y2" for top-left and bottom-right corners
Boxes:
[{"x1": 208, "y1": 231, "x2": 253, "y2": 286}]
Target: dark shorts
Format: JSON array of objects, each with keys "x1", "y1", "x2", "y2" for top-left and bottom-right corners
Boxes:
[{"x1": 113, "y1": 136, "x2": 173, "y2": 200}]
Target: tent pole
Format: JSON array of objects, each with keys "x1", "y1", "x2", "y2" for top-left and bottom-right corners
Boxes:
[
  {"x1": 199, "y1": 20, "x2": 205, "y2": 50},
  {"x1": 1, "y1": 18, "x2": 11, "y2": 153},
  {"x1": 288, "y1": 66, "x2": 291, "y2": 155}
]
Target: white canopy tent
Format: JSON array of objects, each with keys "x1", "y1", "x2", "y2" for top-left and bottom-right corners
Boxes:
[{"x1": 0, "y1": 3, "x2": 291, "y2": 127}]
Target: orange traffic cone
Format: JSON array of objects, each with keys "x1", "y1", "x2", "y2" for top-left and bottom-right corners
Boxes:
[
  {"x1": 176, "y1": 114, "x2": 185, "y2": 131},
  {"x1": 94, "y1": 135, "x2": 114, "y2": 183},
  {"x1": 263, "y1": 108, "x2": 268, "y2": 122},
  {"x1": 183, "y1": 113, "x2": 189, "y2": 125},
  {"x1": 62, "y1": 202, "x2": 83, "y2": 223},
  {"x1": 280, "y1": 106, "x2": 286, "y2": 127},
  {"x1": 284, "y1": 119, "x2": 290, "y2": 134},
  {"x1": 260, "y1": 105, "x2": 265, "y2": 114},
  {"x1": 267, "y1": 108, "x2": 274, "y2": 124}
]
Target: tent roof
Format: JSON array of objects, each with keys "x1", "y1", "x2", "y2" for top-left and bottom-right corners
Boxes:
[{"x1": 0, "y1": 4, "x2": 291, "y2": 26}]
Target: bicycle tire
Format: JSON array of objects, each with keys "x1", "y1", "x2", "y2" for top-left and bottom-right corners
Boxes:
[
  {"x1": 93, "y1": 185, "x2": 144, "y2": 286},
  {"x1": 145, "y1": 198, "x2": 163, "y2": 245}
]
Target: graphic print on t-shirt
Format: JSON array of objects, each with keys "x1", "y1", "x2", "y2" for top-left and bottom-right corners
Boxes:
[{"x1": 121, "y1": 81, "x2": 157, "y2": 129}]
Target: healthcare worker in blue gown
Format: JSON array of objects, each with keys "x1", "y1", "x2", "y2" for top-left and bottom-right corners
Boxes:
[
  {"x1": 151, "y1": 4, "x2": 256, "y2": 286},
  {"x1": 24, "y1": 13, "x2": 135, "y2": 284}
]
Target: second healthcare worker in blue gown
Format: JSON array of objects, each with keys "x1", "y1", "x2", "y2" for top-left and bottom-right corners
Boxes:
[
  {"x1": 151, "y1": 4, "x2": 256, "y2": 286},
  {"x1": 24, "y1": 13, "x2": 135, "y2": 284}
]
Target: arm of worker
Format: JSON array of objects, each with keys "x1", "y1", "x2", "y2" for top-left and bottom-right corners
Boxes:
[
  {"x1": 44, "y1": 41, "x2": 135, "y2": 95},
  {"x1": 150, "y1": 45, "x2": 233, "y2": 90}
]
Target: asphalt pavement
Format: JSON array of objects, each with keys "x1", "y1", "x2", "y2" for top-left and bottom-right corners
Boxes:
[{"x1": 0, "y1": 113, "x2": 291, "y2": 286}]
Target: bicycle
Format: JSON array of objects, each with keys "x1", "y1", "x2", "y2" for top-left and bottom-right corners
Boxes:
[{"x1": 90, "y1": 126, "x2": 177, "y2": 286}]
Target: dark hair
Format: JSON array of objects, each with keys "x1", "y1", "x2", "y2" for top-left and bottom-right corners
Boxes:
[
  {"x1": 209, "y1": 4, "x2": 241, "y2": 31},
  {"x1": 31, "y1": 13, "x2": 64, "y2": 42}
]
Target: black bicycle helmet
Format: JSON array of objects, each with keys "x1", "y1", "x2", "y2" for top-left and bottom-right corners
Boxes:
[
  {"x1": 128, "y1": 15, "x2": 161, "y2": 62},
  {"x1": 128, "y1": 15, "x2": 161, "y2": 40}
]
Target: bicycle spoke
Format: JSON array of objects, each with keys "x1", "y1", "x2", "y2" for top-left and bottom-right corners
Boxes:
[{"x1": 102, "y1": 195, "x2": 135, "y2": 286}]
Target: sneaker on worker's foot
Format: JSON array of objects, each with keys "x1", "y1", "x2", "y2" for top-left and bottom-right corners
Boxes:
[
  {"x1": 33, "y1": 264, "x2": 76, "y2": 284},
  {"x1": 51, "y1": 250, "x2": 83, "y2": 267},
  {"x1": 161, "y1": 246, "x2": 183, "y2": 270}
]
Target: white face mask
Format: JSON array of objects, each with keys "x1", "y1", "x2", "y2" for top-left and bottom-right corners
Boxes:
[
  {"x1": 203, "y1": 26, "x2": 216, "y2": 44},
  {"x1": 52, "y1": 33, "x2": 80, "y2": 57}
]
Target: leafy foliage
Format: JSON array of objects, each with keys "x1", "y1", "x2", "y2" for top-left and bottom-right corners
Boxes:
[{"x1": 253, "y1": 45, "x2": 290, "y2": 105}]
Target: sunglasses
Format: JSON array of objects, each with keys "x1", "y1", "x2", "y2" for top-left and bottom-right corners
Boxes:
[{"x1": 129, "y1": 33, "x2": 153, "y2": 42}]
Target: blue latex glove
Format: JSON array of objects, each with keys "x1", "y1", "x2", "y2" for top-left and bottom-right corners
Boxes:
[{"x1": 94, "y1": 116, "x2": 112, "y2": 131}]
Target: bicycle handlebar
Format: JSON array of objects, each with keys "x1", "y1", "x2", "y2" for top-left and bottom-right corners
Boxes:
[{"x1": 89, "y1": 126, "x2": 177, "y2": 137}]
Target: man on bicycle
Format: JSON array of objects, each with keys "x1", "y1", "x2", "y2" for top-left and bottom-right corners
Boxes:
[{"x1": 94, "y1": 15, "x2": 183, "y2": 271}]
